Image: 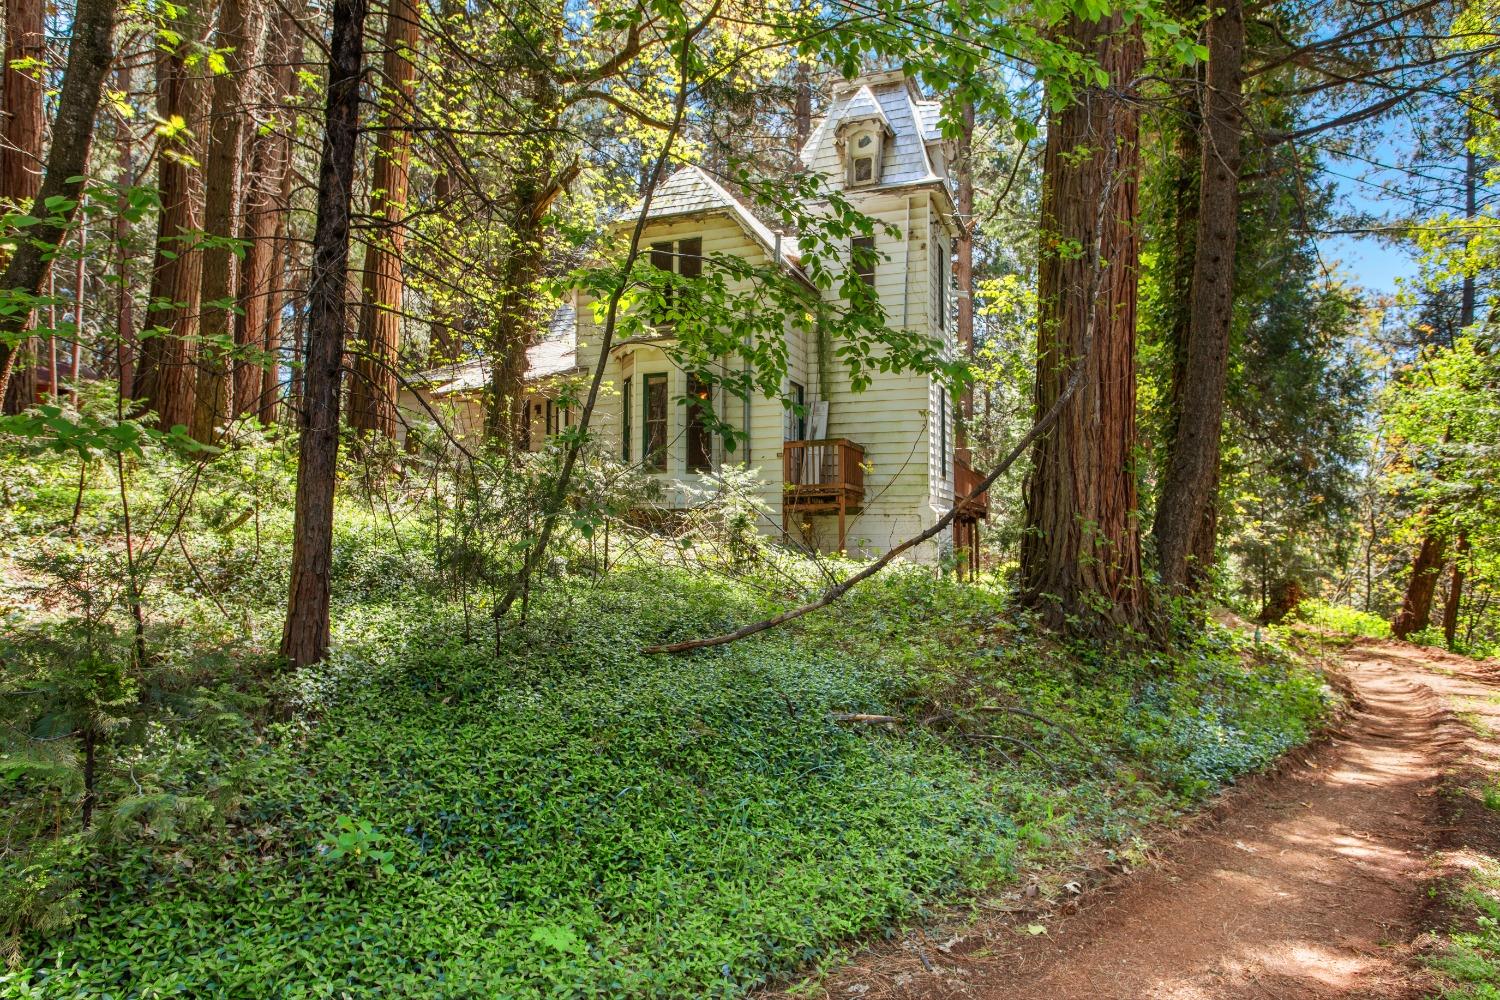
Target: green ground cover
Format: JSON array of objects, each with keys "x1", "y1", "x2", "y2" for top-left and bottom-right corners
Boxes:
[{"x1": 1, "y1": 447, "x2": 1332, "y2": 998}]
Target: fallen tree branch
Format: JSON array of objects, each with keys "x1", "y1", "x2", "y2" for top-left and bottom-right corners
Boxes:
[{"x1": 828, "y1": 712, "x2": 901, "y2": 724}]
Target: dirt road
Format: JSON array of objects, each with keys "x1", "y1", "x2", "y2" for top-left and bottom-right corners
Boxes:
[{"x1": 806, "y1": 642, "x2": 1494, "y2": 1000}]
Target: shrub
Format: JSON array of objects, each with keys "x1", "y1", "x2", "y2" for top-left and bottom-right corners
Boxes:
[{"x1": 1294, "y1": 599, "x2": 1393, "y2": 640}]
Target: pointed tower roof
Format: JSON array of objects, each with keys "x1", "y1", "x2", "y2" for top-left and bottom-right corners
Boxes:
[{"x1": 799, "y1": 71, "x2": 949, "y2": 191}]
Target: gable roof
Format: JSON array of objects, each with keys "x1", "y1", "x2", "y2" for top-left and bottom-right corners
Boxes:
[
  {"x1": 622, "y1": 165, "x2": 806, "y2": 276},
  {"x1": 415, "y1": 303, "x2": 579, "y2": 398},
  {"x1": 800, "y1": 72, "x2": 947, "y2": 191}
]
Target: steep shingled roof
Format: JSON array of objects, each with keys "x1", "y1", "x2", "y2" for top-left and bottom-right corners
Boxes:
[
  {"x1": 622, "y1": 165, "x2": 805, "y2": 275},
  {"x1": 416, "y1": 303, "x2": 578, "y2": 398},
  {"x1": 799, "y1": 73, "x2": 947, "y2": 191}
]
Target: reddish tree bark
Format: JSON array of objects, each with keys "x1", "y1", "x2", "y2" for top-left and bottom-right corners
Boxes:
[
  {"x1": 1020, "y1": 13, "x2": 1147, "y2": 632},
  {"x1": 135, "y1": 20, "x2": 209, "y2": 429},
  {"x1": 281, "y1": 0, "x2": 369, "y2": 668},
  {"x1": 257, "y1": 236, "x2": 293, "y2": 423},
  {"x1": 191, "y1": 0, "x2": 253, "y2": 441},
  {"x1": 0, "y1": 0, "x2": 45, "y2": 413},
  {"x1": 1443, "y1": 532, "x2": 1469, "y2": 647},
  {"x1": 234, "y1": 7, "x2": 301, "y2": 419},
  {"x1": 1153, "y1": 0, "x2": 1246, "y2": 591},
  {"x1": 1393, "y1": 529, "x2": 1445, "y2": 638},
  {"x1": 0, "y1": 0, "x2": 115, "y2": 406},
  {"x1": 349, "y1": 0, "x2": 421, "y2": 438},
  {"x1": 114, "y1": 63, "x2": 138, "y2": 400}
]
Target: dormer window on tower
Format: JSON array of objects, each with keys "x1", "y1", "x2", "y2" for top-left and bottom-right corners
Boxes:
[{"x1": 849, "y1": 127, "x2": 883, "y2": 186}]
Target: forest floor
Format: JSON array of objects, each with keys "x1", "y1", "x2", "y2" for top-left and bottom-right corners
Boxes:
[{"x1": 792, "y1": 639, "x2": 1500, "y2": 1000}]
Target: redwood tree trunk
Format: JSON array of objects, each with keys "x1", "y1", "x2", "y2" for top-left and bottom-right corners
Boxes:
[
  {"x1": 258, "y1": 236, "x2": 292, "y2": 423},
  {"x1": 1020, "y1": 13, "x2": 1147, "y2": 632},
  {"x1": 349, "y1": 0, "x2": 420, "y2": 439},
  {"x1": 281, "y1": 0, "x2": 369, "y2": 669},
  {"x1": 115, "y1": 63, "x2": 138, "y2": 399},
  {"x1": 1153, "y1": 0, "x2": 1245, "y2": 591},
  {"x1": 0, "y1": 0, "x2": 45, "y2": 413},
  {"x1": 191, "y1": 0, "x2": 252, "y2": 441},
  {"x1": 0, "y1": 0, "x2": 115, "y2": 405},
  {"x1": 235, "y1": 7, "x2": 301, "y2": 420},
  {"x1": 136, "y1": 19, "x2": 209, "y2": 429}
]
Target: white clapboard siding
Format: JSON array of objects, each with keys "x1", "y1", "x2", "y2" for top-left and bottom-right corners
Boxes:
[{"x1": 569, "y1": 73, "x2": 962, "y2": 559}]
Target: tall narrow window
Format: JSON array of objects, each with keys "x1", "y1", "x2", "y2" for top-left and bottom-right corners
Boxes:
[
  {"x1": 785, "y1": 381, "x2": 807, "y2": 441},
  {"x1": 678, "y1": 237, "x2": 702, "y2": 278},
  {"x1": 938, "y1": 387, "x2": 948, "y2": 477},
  {"x1": 621, "y1": 376, "x2": 632, "y2": 462},
  {"x1": 643, "y1": 372, "x2": 668, "y2": 472},
  {"x1": 648, "y1": 238, "x2": 701, "y2": 323},
  {"x1": 848, "y1": 130, "x2": 881, "y2": 186},
  {"x1": 851, "y1": 236, "x2": 876, "y2": 286},
  {"x1": 545, "y1": 400, "x2": 558, "y2": 437},
  {"x1": 935, "y1": 239, "x2": 946, "y2": 331},
  {"x1": 687, "y1": 373, "x2": 713, "y2": 473}
]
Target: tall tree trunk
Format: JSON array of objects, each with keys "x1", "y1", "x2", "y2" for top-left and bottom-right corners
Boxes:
[
  {"x1": 235, "y1": 6, "x2": 300, "y2": 419},
  {"x1": 1020, "y1": 13, "x2": 1147, "y2": 632},
  {"x1": 1393, "y1": 129, "x2": 1477, "y2": 641},
  {"x1": 258, "y1": 236, "x2": 293, "y2": 423},
  {"x1": 191, "y1": 0, "x2": 252, "y2": 441},
  {"x1": 0, "y1": 0, "x2": 45, "y2": 413},
  {"x1": 135, "y1": 20, "x2": 209, "y2": 429},
  {"x1": 486, "y1": 78, "x2": 577, "y2": 446},
  {"x1": 1152, "y1": 0, "x2": 1245, "y2": 591},
  {"x1": 1443, "y1": 532, "x2": 1469, "y2": 647},
  {"x1": 0, "y1": 0, "x2": 116, "y2": 405},
  {"x1": 793, "y1": 60, "x2": 812, "y2": 150},
  {"x1": 281, "y1": 0, "x2": 369, "y2": 669},
  {"x1": 115, "y1": 63, "x2": 138, "y2": 400},
  {"x1": 71, "y1": 221, "x2": 85, "y2": 397},
  {"x1": 349, "y1": 0, "x2": 420, "y2": 438},
  {"x1": 1393, "y1": 530, "x2": 1446, "y2": 638}
]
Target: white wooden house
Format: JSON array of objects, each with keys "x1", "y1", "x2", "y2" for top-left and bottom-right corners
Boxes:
[{"x1": 400, "y1": 70, "x2": 987, "y2": 560}]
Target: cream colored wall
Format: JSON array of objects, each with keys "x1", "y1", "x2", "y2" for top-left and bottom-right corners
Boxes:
[
  {"x1": 412, "y1": 190, "x2": 960, "y2": 561},
  {"x1": 396, "y1": 385, "x2": 564, "y2": 453},
  {"x1": 396, "y1": 387, "x2": 484, "y2": 445},
  {"x1": 575, "y1": 212, "x2": 805, "y2": 531},
  {"x1": 806, "y1": 189, "x2": 955, "y2": 560}
]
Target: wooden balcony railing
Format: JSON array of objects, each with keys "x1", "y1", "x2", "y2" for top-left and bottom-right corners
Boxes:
[
  {"x1": 954, "y1": 456, "x2": 990, "y2": 519},
  {"x1": 783, "y1": 439, "x2": 865, "y2": 507},
  {"x1": 782, "y1": 438, "x2": 865, "y2": 551}
]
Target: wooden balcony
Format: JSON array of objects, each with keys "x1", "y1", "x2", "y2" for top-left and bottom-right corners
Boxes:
[
  {"x1": 782, "y1": 438, "x2": 865, "y2": 551},
  {"x1": 954, "y1": 456, "x2": 989, "y2": 520}
]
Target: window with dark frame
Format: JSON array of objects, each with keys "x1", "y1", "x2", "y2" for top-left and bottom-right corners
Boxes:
[
  {"x1": 849, "y1": 130, "x2": 879, "y2": 185},
  {"x1": 938, "y1": 387, "x2": 948, "y2": 477},
  {"x1": 686, "y1": 373, "x2": 713, "y2": 473},
  {"x1": 622, "y1": 376, "x2": 632, "y2": 462},
  {"x1": 648, "y1": 238, "x2": 702, "y2": 322},
  {"x1": 935, "y1": 238, "x2": 946, "y2": 331},
  {"x1": 643, "y1": 373, "x2": 668, "y2": 472},
  {"x1": 851, "y1": 236, "x2": 875, "y2": 286},
  {"x1": 786, "y1": 381, "x2": 807, "y2": 441}
]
